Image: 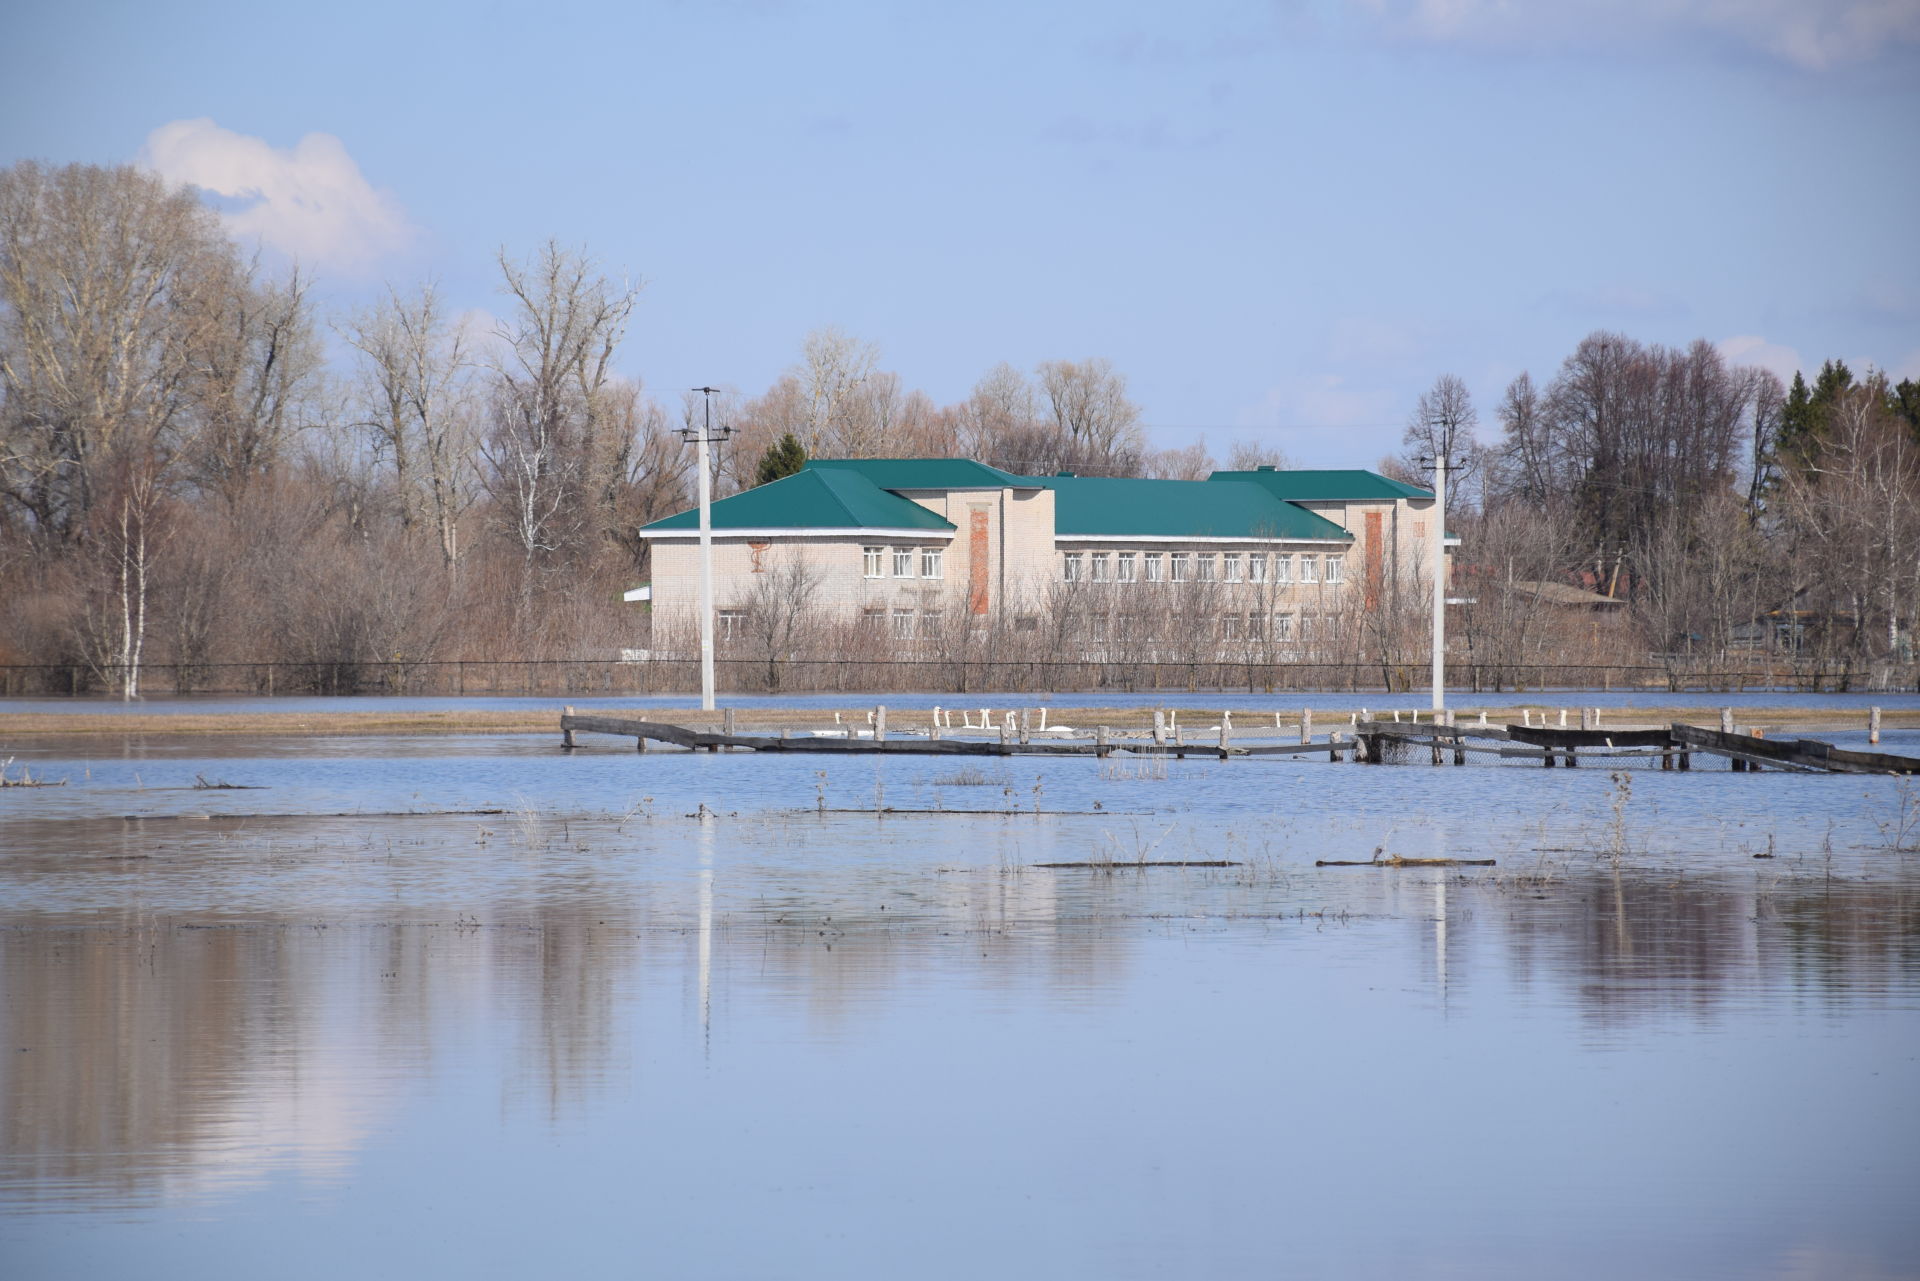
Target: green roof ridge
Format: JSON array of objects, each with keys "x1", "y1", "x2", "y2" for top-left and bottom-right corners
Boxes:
[
  {"x1": 1020, "y1": 474, "x2": 1352, "y2": 541},
  {"x1": 639, "y1": 466, "x2": 954, "y2": 533},
  {"x1": 1210, "y1": 468, "x2": 1434, "y2": 501},
  {"x1": 804, "y1": 458, "x2": 1037, "y2": 489}
]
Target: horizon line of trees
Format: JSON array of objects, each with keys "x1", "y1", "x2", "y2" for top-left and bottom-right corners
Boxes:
[{"x1": 3, "y1": 159, "x2": 1915, "y2": 695}]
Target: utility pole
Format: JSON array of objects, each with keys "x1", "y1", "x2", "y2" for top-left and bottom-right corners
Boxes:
[
  {"x1": 683, "y1": 387, "x2": 730, "y2": 711},
  {"x1": 1430, "y1": 452, "x2": 1448, "y2": 713}
]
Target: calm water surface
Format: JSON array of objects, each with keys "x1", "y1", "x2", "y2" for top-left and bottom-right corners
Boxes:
[{"x1": 2, "y1": 723, "x2": 1917, "y2": 1279}]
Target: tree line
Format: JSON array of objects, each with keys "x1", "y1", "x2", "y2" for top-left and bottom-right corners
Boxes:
[
  {"x1": 1399, "y1": 336, "x2": 1920, "y2": 685},
  {"x1": 3, "y1": 159, "x2": 1913, "y2": 694},
  {"x1": 0, "y1": 161, "x2": 1279, "y2": 695}
]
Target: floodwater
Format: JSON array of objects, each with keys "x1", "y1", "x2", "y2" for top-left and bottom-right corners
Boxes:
[{"x1": 3, "y1": 711, "x2": 1919, "y2": 1279}]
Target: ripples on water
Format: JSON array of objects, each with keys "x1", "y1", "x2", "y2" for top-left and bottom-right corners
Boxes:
[{"x1": 2, "y1": 728, "x2": 1918, "y2": 1280}]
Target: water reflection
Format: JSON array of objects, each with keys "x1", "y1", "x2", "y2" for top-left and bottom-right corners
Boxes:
[{"x1": 4, "y1": 860, "x2": 1913, "y2": 1218}]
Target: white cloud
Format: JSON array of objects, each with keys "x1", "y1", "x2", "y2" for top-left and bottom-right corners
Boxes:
[
  {"x1": 1346, "y1": 0, "x2": 1920, "y2": 70},
  {"x1": 139, "y1": 118, "x2": 411, "y2": 273},
  {"x1": 1717, "y1": 334, "x2": 1804, "y2": 382}
]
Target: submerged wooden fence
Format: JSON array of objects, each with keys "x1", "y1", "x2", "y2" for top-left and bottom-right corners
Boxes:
[{"x1": 561, "y1": 707, "x2": 1920, "y2": 775}]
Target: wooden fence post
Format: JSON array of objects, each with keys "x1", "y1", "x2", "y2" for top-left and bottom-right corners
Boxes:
[
  {"x1": 562, "y1": 706, "x2": 575, "y2": 749},
  {"x1": 1096, "y1": 725, "x2": 1110, "y2": 758},
  {"x1": 876, "y1": 705, "x2": 887, "y2": 742},
  {"x1": 1300, "y1": 708, "x2": 1312, "y2": 745},
  {"x1": 1219, "y1": 710, "x2": 1232, "y2": 760},
  {"x1": 1871, "y1": 706, "x2": 1882, "y2": 745}
]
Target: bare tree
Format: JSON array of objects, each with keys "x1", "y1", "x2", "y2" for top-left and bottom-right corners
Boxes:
[
  {"x1": 798, "y1": 325, "x2": 879, "y2": 456},
  {"x1": 1402, "y1": 373, "x2": 1481, "y2": 510},
  {"x1": 740, "y1": 553, "x2": 822, "y2": 691},
  {"x1": 0, "y1": 162, "x2": 232, "y2": 538},
  {"x1": 1488, "y1": 371, "x2": 1561, "y2": 512},
  {"x1": 344, "y1": 281, "x2": 478, "y2": 567},
  {"x1": 960, "y1": 363, "x2": 1038, "y2": 461},
  {"x1": 1037, "y1": 357, "x2": 1144, "y2": 473},
  {"x1": 1226, "y1": 439, "x2": 1291, "y2": 471},
  {"x1": 1780, "y1": 372, "x2": 1920, "y2": 671},
  {"x1": 185, "y1": 261, "x2": 322, "y2": 506},
  {"x1": 482, "y1": 242, "x2": 639, "y2": 571},
  {"x1": 1144, "y1": 439, "x2": 1216, "y2": 480}
]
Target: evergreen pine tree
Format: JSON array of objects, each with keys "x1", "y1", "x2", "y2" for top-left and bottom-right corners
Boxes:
[
  {"x1": 1888, "y1": 378, "x2": 1920, "y2": 444},
  {"x1": 1774, "y1": 370, "x2": 1816, "y2": 471},
  {"x1": 752, "y1": 432, "x2": 808, "y2": 487}
]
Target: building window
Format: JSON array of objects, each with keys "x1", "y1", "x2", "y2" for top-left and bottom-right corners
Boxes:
[
  {"x1": 1169, "y1": 552, "x2": 1192, "y2": 582},
  {"x1": 1299, "y1": 554, "x2": 1319, "y2": 584},
  {"x1": 718, "y1": 609, "x2": 746, "y2": 639},
  {"x1": 862, "y1": 607, "x2": 886, "y2": 629},
  {"x1": 864, "y1": 546, "x2": 884, "y2": 578},
  {"x1": 919, "y1": 609, "x2": 943, "y2": 637},
  {"x1": 893, "y1": 546, "x2": 915, "y2": 577},
  {"x1": 1248, "y1": 552, "x2": 1267, "y2": 583},
  {"x1": 1222, "y1": 613, "x2": 1243, "y2": 641},
  {"x1": 1299, "y1": 614, "x2": 1316, "y2": 639},
  {"x1": 1247, "y1": 612, "x2": 1266, "y2": 640},
  {"x1": 1090, "y1": 614, "x2": 1109, "y2": 642},
  {"x1": 920, "y1": 546, "x2": 943, "y2": 579},
  {"x1": 1223, "y1": 553, "x2": 1243, "y2": 582},
  {"x1": 1274, "y1": 554, "x2": 1293, "y2": 584},
  {"x1": 892, "y1": 608, "x2": 915, "y2": 638},
  {"x1": 1197, "y1": 553, "x2": 1217, "y2": 582},
  {"x1": 1144, "y1": 552, "x2": 1165, "y2": 582},
  {"x1": 1116, "y1": 551, "x2": 1137, "y2": 582},
  {"x1": 1062, "y1": 551, "x2": 1084, "y2": 582},
  {"x1": 1274, "y1": 614, "x2": 1294, "y2": 641},
  {"x1": 1090, "y1": 551, "x2": 1112, "y2": 581},
  {"x1": 1325, "y1": 554, "x2": 1344, "y2": 584}
]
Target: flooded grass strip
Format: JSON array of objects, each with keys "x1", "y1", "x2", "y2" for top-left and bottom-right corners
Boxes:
[
  {"x1": 1316, "y1": 855, "x2": 1498, "y2": 867},
  {"x1": 1034, "y1": 860, "x2": 1242, "y2": 868},
  {"x1": 115, "y1": 808, "x2": 510, "y2": 822}
]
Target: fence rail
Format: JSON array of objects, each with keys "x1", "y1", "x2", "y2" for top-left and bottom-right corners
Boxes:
[{"x1": 3, "y1": 656, "x2": 1915, "y2": 699}]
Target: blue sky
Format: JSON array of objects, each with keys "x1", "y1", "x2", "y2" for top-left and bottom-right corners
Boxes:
[{"x1": 4, "y1": 0, "x2": 1918, "y2": 466}]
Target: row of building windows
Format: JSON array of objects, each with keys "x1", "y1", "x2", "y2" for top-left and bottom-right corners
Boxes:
[
  {"x1": 1061, "y1": 550, "x2": 1344, "y2": 586},
  {"x1": 720, "y1": 607, "x2": 1324, "y2": 644},
  {"x1": 862, "y1": 606, "x2": 945, "y2": 638},
  {"x1": 1077, "y1": 612, "x2": 1329, "y2": 642},
  {"x1": 863, "y1": 546, "x2": 944, "y2": 579}
]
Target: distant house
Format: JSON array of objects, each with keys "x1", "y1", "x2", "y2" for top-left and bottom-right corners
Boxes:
[{"x1": 636, "y1": 459, "x2": 1447, "y2": 644}]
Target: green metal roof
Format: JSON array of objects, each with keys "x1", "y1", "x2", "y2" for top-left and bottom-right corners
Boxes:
[
  {"x1": 804, "y1": 458, "x2": 1037, "y2": 489},
  {"x1": 1027, "y1": 475, "x2": 1352, "y2": 541},
  {"x1": 1210, "y1": 467, "x2": 1434, "y2": 502},
  {"x1": 639, "y1": 466, "x2": 954, "y2": 533}
]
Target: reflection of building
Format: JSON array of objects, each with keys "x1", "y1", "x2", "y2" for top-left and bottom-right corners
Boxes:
[{"x1": 638, "y1": 460, "x2": 1447, "y2": 643}]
